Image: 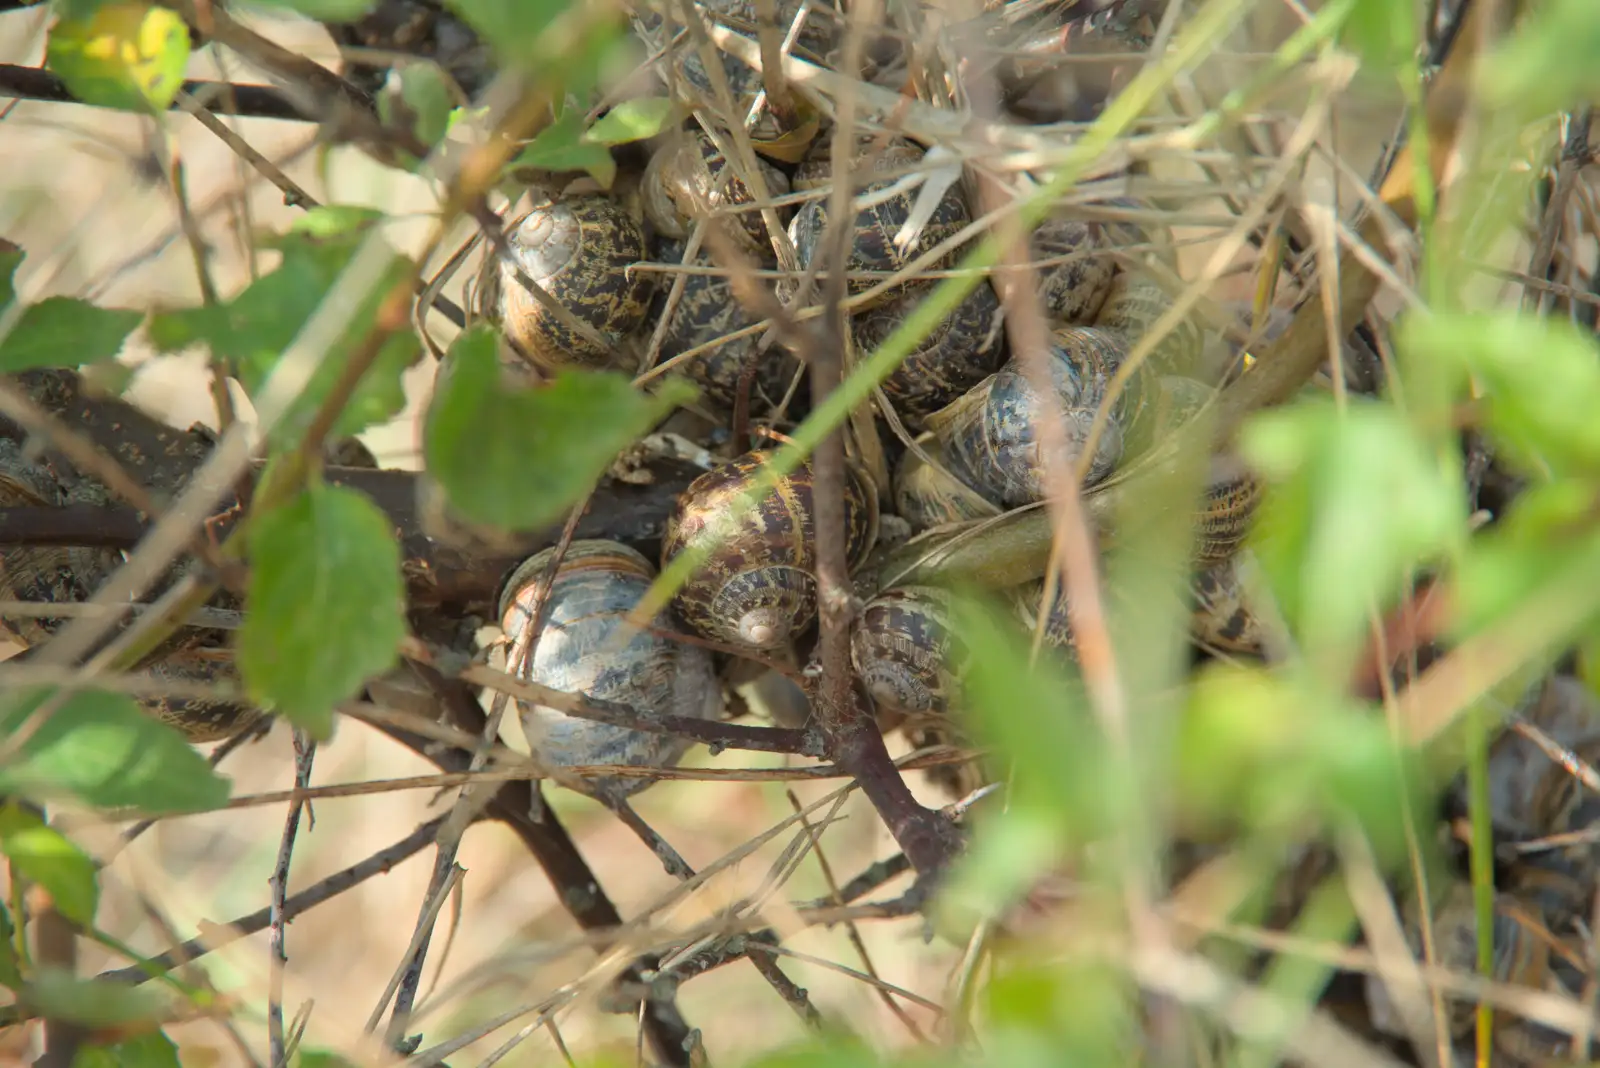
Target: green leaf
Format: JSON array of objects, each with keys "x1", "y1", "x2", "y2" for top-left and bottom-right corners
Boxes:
[
  {"x1": 514, "y1": 110, "x2": 616, "y2": 187},
  {"x1": 584, "y1": 97, "x2": 676, "y2": 145},
  {"x1": 73, "y1": 1031, "x2": 181, "y2": 1068},
  {"x1": 24, "y1": 970, "x2": 164, "y2": 1026},
  {"x1": 238, "y1": 480, "x2": 406, "y2": 737},
  {"x1": 1483, "y1": 0, "x2": 1600, "y2": 119},
  {"x1": 0, "y1": 247, "x2": 21, "y2": 306},
  {"x1": 1240, "y1": 397, "x2": 1467, "y2": 682},
  {"x1": 0, "y1": 689, "x2": 231, "y2": 813},
  {"x1": 147, "y1": 218, "x2": 417, "y2": 448},
  {"x1": 441, "y1": 0, "x2": 575, "y2": 68},
  {"x1": 423, "y1": 324, "x2": 695, "y2": 531},
  {"x1": 242, "y1": 0, "x2": 378, "y2": 19},
  {"x1": 1341, "y1": 0, "x2": 1417, "y2": 71},
  {"x1": 0, "y1": 806, "x2": 98, "y2": 925},
  {"x1": 46, "y1": 2, "x2": 191, "y2": 113},
  {"x1": 295, "y1": 1053, "x2": 359, "y2": 1068},
  {"x1": 0, "y1": 297, "x2": 143, "y2": 372},
  {"x1": 378, "y1": 62, "x2": 455, "y2": 158},
  {"x1": 1398, "y1": 310, "x2": 1600, "y2": 478},
  {"x1": 0, "y1": 903, "x2": 23, "y2": 989}
]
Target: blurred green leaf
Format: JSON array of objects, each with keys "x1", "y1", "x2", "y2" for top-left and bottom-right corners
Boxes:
[
  {"x1": 1179, "y1": 664, "x2": 1423, "y2": 864},
  {"x1": 584, "y1": 97, "x2": 676, "y2": 145},
  {"x1": 25, "y1": 970, "x2": 164, "y2": 1026},
  {"x1": 1483, "y1": 0, "x2": 1600, "y2": 119},
  {"x1": 0, "y1": 805, "x2": 97, "y2": 925},
  {"x1": 295, "y1": 1053, "x2": 359, "y2": 1068},
  {"x1": 243, "y1": 0, "x2": 378, "y2": 19},
  {"x1": 1453, "y1": 478, "x2": 1600, "y2": 639},
  {"x1": 1399, "y1": 310, "x2": 1600, "y2": 478},
  {"x1": 423, "y1": 324, "x2": 695, "y2": 531},
  {"x1": 46, "y1": 2, "x2": 190, "y2": 112},
  {"x1": 1241, "y1": 397, "x2": 1466, "y2": 681},
  {"x1": 1341, "y1": 0, "x2": 1416, "y2": 71},
  {"x1": 936, "y1": 806, "x2": 1062, "y2": 935},
  {"x1": 238, "y1": 480, "x2": 406, "y2": 738},
  {"x1": 0, "y1": 248, "x2": 21, "y2": 306},
  {"x1": 514, "y1": 110, "x2": 616, "y2": 187},
  {"x1": 0, "y1": 689, "x2": 230, "y2": 813},
  {"x1": 440, "y1": 0, "x2": 574, "y2": 67},
  {"x1": 0, "y1": 903, "x2": 22, "y2": 989},
  {"x1": 0, "y1": 297, "x2": 142, "y2": 372},
  {"x1": 378, "y1": 62, "x2": 455, "y2": 161},
  {"x1": 73, "y1": 1031, "x2": 181, "y2": 1068},
  {"x1": 984, "y1": 958, "x2": 1137, "y2": 1063},
  {"x1": 280, "y1": 205, "x2": 385, "y2": 241},
  {"x1": 148, "y1": 214, "x2": 417, "y2": 448}
]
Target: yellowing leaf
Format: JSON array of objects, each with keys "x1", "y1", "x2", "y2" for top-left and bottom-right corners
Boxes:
[{"x1": 46, "y1": 2, "x2": 191, "y2": 113}]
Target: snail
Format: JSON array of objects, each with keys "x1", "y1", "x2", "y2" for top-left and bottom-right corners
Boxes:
[
  {"x1": 497, "y1": 540, "x2": 721, "y2": 800},
  {"x1": 920, "y1": 324, "x2": 1142, "y2": 513},
  {"x1": 642, "y1": 130, "x2": 792, "y2": 263},
  {"x1": 849, "y1": 585, "x2": 964, "y2": 724},
  {"x1": 0, "y1": 441, "x2": 266, "y2": 743},
  {"x1": 481, "y1": 194, "x2": 656, "y2": 373},
  {"x1": 653, "y1": 243, "x2": 798, "y2": 411},
  {"x1": 1025, "y1": 216, "x2": 1117, "y2": 324},
  {"x1": 851, "y1": 278, "x2": 1006, "y2": 421},
  {"x1": 786, "y1": 135, "x2": 971, "y2": 309},
  {"x1": 661, "y1": 449, "x2": 878, "y2": 651},
  {"x1": 892, "y1": 435, "x2": 1004, "y2": 532},
  {"x1": 1189, "y1": 553, "x2": 1266, "y2": 656},
  {"x1": 1093, "y1": 270, "x2": 1206, "y2": 379}
]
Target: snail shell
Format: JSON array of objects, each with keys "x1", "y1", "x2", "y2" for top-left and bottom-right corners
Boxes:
[
  {"x1": 140, "y1": 652, "x2": 268, "y2": 744},
  {"x1": 892, "y1": 434, "x2": 1002, "y2": 532},
  {"x1": 1012, "y1": 578, "x2": 1075, "y2": 651},
  {"x1": 1093, "y1": 270, "x2": 1206, "y2": 378},
  {"x1": 849, "y1": 585, "x2": 963, "y2": 724},
  {"x1": 662, "y1": 450, "x2": 877, "y2": 651},
  {"x1": 852, "y1": 279, "x2": 1006, "y2": 421},
  {"x1": 1120, "y1": 373, "x2": 1217, "y2": 464},
  {"x1": 1193, "y1": 463, "x2": 1262, "y2": 567},
  {"x1": 498, "y1": 540, "x2": 721, "y2": 800},
  {"x1": 926, "y1": 324, "x2": 1136, "y2": 510},
  {"x1": 483, "y1": 195, "x2": 656, "y2": 373},
  {"x1": 1027, "y1": 216, "x2": 1116, "y2": 324},
  {"x1": 786, "y1": 136, "x2": 970, "y2": 308},
  {"x1": 1189, "y1": 553, "x2": 1265, "y2": 655},
  {"x1": 654, "y1": 245, "x2": 797, "y2": 411},
  {"x1": 642, "y1": 131, "x2": 792, "y2": 262}
]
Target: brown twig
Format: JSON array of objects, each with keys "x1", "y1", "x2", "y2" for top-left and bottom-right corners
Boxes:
[{"x1": 267, "y1": 732, "x2": 316, "y2": 1068}]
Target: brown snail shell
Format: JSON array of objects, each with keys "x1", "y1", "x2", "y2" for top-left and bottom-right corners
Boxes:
[
  {"x1": 1012, "y1": 578, "x2": 1075, "y2": 652},
  {"x1": 497, "y1": 540, "x2": 721, "y2": 800},
  {"x1": 923, "y1": 324, "x2": 1139, "y2": 511},
  {"x1": 1192, "y1": 463, "x2": 1262, "y2": 568},
  {"x1": 642, "y1": 131, "x2": 792, "y2": 263},
  {"x1": 483, "y1": 195, "x2": 656, "y2": 373},
  {"x1": 852, "y1": 279, "x2": 1006, "y2": 422},
  {"x1": 849, "y1": 585, "x2": 963, "y2": 723},
  {"x1": 653, "y1": 246, "x2": 797, "y2": 411},
  {"x1": 662, "y1": 449, "x2": 878, "y2": 651},
  {"x1": 1189, "y1": 553, "x2": 1266, "y2": 655},
  {"x1": 892, "y1": 434, "x2": 1002, "y2": 532},
  {"x1": 141, "y1": 653, "x2": 268, "y2": 744},
  {"x1": 1027, "y1": 216, "x2": 1116, "y2": 324},
  {"x1": 1093, "y1": 270, "x2": 1206, "y2": 378},
  {"x1": 786, "y1": 136, "x2": 970, "y2": 309}
]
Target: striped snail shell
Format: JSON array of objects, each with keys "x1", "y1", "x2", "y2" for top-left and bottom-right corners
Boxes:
[
  {"x1": 1119, "y1": 374, "x2": 1217, "y2": 465},
  {"x1": 925, "y1": 324, "x2": 1136, "y2": 510},
  {"x1": 1026, "y1": 216, "x2": 1116, "y2": 324},
  {"x1": 140, "y1": 650, "x2": 268, "y2": 744},
  {"x1": 851, "y1": 279, "x2": 1006, "y2": 421},
  {"x1": 892, "y1": 433, "x2": 1002, "y2": 532},
  {"x1": 1012, "y1": 578, "x2": 1075, "y2": 651},
  {"x1": 642, "y1": 131, "x2": 792, "y2": 263},
  {"x1": 662, "y1": 450, "x2": 878, "y2": 651},
  {"x1": 849, "y1": 585, "x2": 963, "y2": 724},
  {"x1": 786, "y1": 135, "x2": 971, "y2": 308},
  {"x1": 1189, "y1": 553, "x2": 1265, "y2": 656},
  {"x1": 1192, "y1": 460, "x2": 1262, "y2": 567},
  {"x1": 482, "y1": 195, "x2": 656, "y2": 373},
  {"x1": 653, "y1": 244, "x2": 797, "y2": 411},
  {"x1": 1093, "y1": 270, "x2": 1206, "y2": 378},
  {"x1": 498, "y1": 540, "x2": 721, "y2": 800}
]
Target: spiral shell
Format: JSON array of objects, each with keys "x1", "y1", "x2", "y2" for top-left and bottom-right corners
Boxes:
[
  {"x1": 1013, "y1": 578, "x2": 1074, "y2": 651},
  {"x1": 483, "y1": 195, "x2": 655, "y2": 373},
  {"x1": 1189, "y1": 554, "x2": 1265, "y2": 655},
  {"x1": 141, "y1": 653, "x2": 268, "y2": 743},
  {"x1": 654, "y1": 247, "x2": 797, "y2": 410},
  {"x1": 662, "y1": 450, "x2": 877, "y2": 650},
  {"x1": 849, "y1": 585, "x2": 963, "y2": 723},
  {"x1": 498, "y1": 540, "x2": 721, "y2": 800},
  {"x1": 1029, "y1": 216, "x2": 1116, "y2": 324},
  {"x1": 892, "y1": 435, "x2": 1002, "y2": 532},
  {"x1": 787, "y1": 136, "x2": 970, "y2": 308},
  {"x1": 1193, "y1": 464, "x2": 1262, "y2": 567},
  {"x1": 1093, "y1": 270, "x2": 1205, "y2": 378},
  {"x1": 924, "y1": 324, "x2": 1137, "y2": 510},
  {"x1": 1120, "y1": 374, "x2": 1215, "y2": 464},
  {"x1": 851, "y1": 279, "x2": 1006, "y2": 421},
  {"x1": 642, "y1": 131, "x2": 791, "y2": 262}
]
